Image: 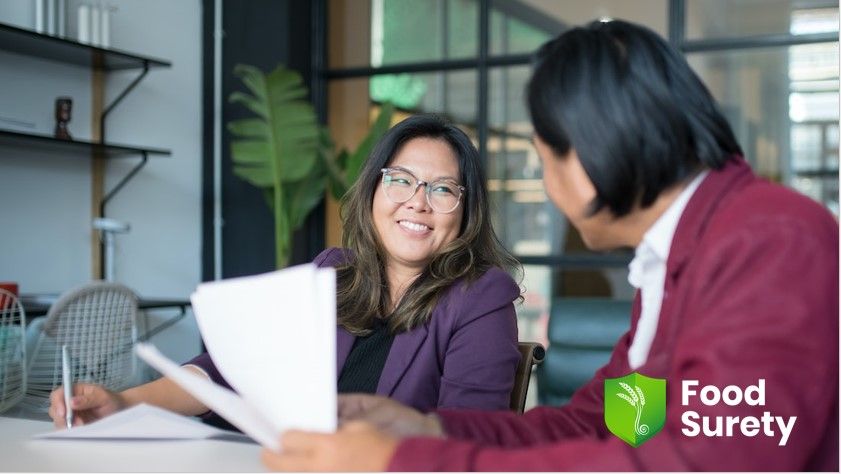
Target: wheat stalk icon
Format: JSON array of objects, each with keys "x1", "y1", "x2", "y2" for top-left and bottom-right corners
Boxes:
[{"x1": 616, "y1": 382, "x2": 649, "y2": 435}]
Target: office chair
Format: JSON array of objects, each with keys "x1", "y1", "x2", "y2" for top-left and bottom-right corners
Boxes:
[
  {"x1": 537, "y1": 298, "x2": 631, "y2": 406},
  {"x1": 19, "y1": 281, "x2": 138, "y2": 414},
  {"x1": 0, "y1": 289, "x2": 26, "y2": 413},
  {"x1": 510, "y1": 341, "x2": 545, "y2": 413}
]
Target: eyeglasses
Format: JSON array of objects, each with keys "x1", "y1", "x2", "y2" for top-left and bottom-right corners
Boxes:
[{"x1": 380, "y1": 167, "x2": 465, "y2": 214}]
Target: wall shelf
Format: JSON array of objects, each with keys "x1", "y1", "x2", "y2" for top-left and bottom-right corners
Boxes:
[
  {"x1": 0, "y1": 22, "x2": 170, "y2": 70},
  {"x1": 0, "y1": 21, "x2": 172, "y2": 278},
  {"x1": 0, "y1": 129, "x2": 170, "y2": 158}
]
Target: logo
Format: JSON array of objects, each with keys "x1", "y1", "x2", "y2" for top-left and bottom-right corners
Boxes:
[{"x1": 604, "y1": 372, "x2": 666, "y2": 447}]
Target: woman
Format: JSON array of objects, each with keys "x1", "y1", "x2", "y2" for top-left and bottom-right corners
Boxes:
[{"x1": 49, "y1": 114, "x2": 523, "y2": 427}]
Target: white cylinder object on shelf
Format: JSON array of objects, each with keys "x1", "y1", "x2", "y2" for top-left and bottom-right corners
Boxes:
[
  {"x1": 57, "y1": 0, "x2": 66, "y2": 37},
  {"x1": 34, "y1": 0, "x2": 45, "y2": 33},
  {"x1": 100, "y1": 6, "x2": 110, "y2": 48},
  {"x1": 77, "y1": 4, "x2": 90, "y2": 43},
  {"x1": 46, "y1": 0, "x2": 55, "y2": 35},
  {"x1": 90, "y1": 4, "x2": 100, "y2": 46}
]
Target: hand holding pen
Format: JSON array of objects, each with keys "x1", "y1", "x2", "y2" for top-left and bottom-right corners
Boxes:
[{"x1": 48, "y1": 380, "x2": 127, "y2": 429}]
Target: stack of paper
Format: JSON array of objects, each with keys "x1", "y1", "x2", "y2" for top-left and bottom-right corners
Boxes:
[{"x1": 136, "y1": 263, "x2": 336, "y2": 451}]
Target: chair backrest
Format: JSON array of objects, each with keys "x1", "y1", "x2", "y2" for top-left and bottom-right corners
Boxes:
[
  {"x1": 537, "y1": 298, "x2": 631, "y2": 406},
  {"x1": 510, "y1": 341, "x2": 545, "y2": 413},
  {"x1": 20, "y1": 281, "x2": 138, "y2": 413},
  {"x1": 0, "y1": 289, "x2": 26, "y2": 413}
]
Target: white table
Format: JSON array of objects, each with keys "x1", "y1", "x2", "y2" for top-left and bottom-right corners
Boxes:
[{"x1": 0, "y1": 415, "x2": 267, "y2": 472}]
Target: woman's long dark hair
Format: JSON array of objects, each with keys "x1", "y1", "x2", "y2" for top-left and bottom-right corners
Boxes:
[{"x1": 337, "y1": 114, "x2": 521, "y2": 335}]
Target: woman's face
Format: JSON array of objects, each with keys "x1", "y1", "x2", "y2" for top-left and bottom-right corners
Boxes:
[{"x1": 372, "y1": 137, "x2": 464, "y2": 274}]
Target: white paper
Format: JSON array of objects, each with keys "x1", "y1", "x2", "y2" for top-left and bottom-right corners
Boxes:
[
  {"x1": 135, "y1": 343, "x2": 280, "y2": 450},
  {"x1": 190, "y1": 264, "x2": 337, "y2": 435},
  {"x1": 33, "y1": 403, "x2": 242, "y2": 441},
  {"x1": 127, "y1": 263, "x2": 337, "y2": 452}
]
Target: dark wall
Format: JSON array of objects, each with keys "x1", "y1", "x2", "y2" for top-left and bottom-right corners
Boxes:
[{"x1": 202, "y1": 0, "x2": 324, "y2": 281}]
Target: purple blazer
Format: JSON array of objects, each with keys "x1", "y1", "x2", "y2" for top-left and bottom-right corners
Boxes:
[{"x1": 187, "y1": 247, "x2": 520, "y2": 413}]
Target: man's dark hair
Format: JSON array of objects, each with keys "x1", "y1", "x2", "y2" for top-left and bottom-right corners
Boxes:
[{"x1": 527, "y1": 19, "x2": 743, "y2": 217}]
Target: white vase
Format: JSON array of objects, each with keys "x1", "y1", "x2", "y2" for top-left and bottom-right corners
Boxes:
[
  {"x1": 77, "y1": 4, "x2": 90, "y2": 44},
  {"x1": 90, "y1": 4, "x2": 100, "y2": 46},
  {"x1": 100, "y1": 6, "x2": 110, "y2": 48}
]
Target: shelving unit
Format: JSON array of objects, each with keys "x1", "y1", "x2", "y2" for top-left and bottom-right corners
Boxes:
[
  {"x1": 0, "y1": 129, "x2": 170, "y2": 157},
  {"x1": 0, "y1": 22, "x2": 170, "y2": 70},
  {"x1": 0, "y1": 21, "x2": 172, "y2": 277}
]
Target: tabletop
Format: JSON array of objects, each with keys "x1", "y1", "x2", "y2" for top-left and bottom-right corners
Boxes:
[{"x1": 0, "y1": 415, "x2": 267, "y2": 472}]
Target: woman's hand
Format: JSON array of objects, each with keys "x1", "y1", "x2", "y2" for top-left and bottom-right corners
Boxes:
[
  {"x1": 262, "y1": 421, "x2": 398, "y2": 472},
  {"x1": 338, "y1": 394, "x2": 444, "y2": 438},
  {"x1": 48, "y1": 383, "x2": 127, "y2": 428}
]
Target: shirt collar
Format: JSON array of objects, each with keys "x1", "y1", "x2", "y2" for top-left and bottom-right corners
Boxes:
[{"x1": 627, "y1": 171, "x2": 709, "y2": 288}]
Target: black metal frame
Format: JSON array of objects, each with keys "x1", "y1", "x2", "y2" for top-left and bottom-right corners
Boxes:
[{"x1": 99, "y1": 62, "x2": 154, "y2": 219}]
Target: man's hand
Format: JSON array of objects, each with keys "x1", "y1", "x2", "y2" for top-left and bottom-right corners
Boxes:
[
  {"x1": 338, "y1": 394, "x2": 444, "y2": 438},
  {"x1": 261, "y1": 421, "x2": 398, "y2": 472},
  {"x1": 48, "y1": 383, "x2": 127, "y2": 428}
]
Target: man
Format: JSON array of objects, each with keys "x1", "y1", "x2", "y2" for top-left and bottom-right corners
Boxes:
[{"x1": 262, "y1": 19, "x2": 839, "y2": 471}]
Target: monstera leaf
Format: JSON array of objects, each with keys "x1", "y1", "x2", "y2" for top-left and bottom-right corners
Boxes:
[
  {"x1": 323, "y1": 102, "x2": 395, "y2": 200},
  {"x1": 228, "y1": 64, "x2": 324, "y2": 268}
]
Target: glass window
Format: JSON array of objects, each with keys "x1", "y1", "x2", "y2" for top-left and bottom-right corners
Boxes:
[
  {"x1": 687, "y1": 41, "x2": 838, "y2": 213},
  {"x1": 490, "y1": 4, "x2": 557, "y2": 56},
  {"x1": 488, "y1": 65, "x2": 556, "y2": 256},
  {"x1": 329, "y1": 0, "x2": 478, "y2": 68},
  {"x1": 686, "y1": 0, "x2": 839, "y2": 39},
  {"x1": 490, "y1": 0, "x2": 669, "y2": 56}
]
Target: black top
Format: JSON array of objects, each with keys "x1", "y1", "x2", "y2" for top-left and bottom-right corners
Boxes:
[{"x1": 337, "y1": 319, "x2": 395, "y2": 394}]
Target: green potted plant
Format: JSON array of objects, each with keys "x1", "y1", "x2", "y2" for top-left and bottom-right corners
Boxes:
[{"x1": 228, "y1": 63, "x2": 394, "y2": 268}]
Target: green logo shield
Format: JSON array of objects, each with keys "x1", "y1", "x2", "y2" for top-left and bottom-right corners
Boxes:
[{"x1": 604, "y1": 373, "x2": 666, "y2": 447}]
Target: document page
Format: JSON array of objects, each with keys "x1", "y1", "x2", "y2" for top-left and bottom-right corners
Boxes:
[
  {"x1": 33, "y1": 403, "x2": 244, "y2": 441},
  {"x1": 189, "y1": 264, "x2": 337, "y2": 435},
  {"x1": 135, "y1": 343, "x2": 280, "y2": 449}
]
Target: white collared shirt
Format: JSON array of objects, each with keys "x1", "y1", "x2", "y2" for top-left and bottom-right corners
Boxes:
[{"x1": 626, "y1": 171, "x2": 708, "y2": 369}]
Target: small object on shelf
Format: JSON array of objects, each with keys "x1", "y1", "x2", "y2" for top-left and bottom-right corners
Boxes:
[
  {"x1": 100, "y1": 5, "x2": 110, "y2": 47},
  {"x1": 90, "y1": 3, "x2": 100, "y2": 46},
  {"x1": 35, "y1": 0, "x2": 45, "y2": 34},
  {"x1": 54, "y1": 96, "x2": 72, "y2": 140},
  {"x1": 77, "y1": 4, "x2": 90, "y2": 43}
]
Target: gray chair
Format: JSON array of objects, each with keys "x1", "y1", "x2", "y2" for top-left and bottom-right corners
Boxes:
[
  {"x1": 19, "y1": 281, "x2": 138, "y2": 414},
  {"x1": 0, "y1": 289, "x2": 26, "y2": 413},
  {"x1": 537, "y1": 298, "x2": 631, "y2": 406}
]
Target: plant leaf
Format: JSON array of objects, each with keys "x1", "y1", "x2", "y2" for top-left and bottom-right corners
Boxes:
[
  {"x1": 286, "y1": 174, "x2": 327, "y2": 229},
  {"x1": 229, "y1": 91, "x2": 268, "y2": 119},
  {"x1": 345, "y1": 102, "x2": 394, "y2": 187},
  {"x1": 227, "y1": 63, "x2": 326, "y2": 268},
  {"x1": 233, "y1": 64, "x2": 268, "y2": 103},
  {"x1": 233, "y1": 165, "x2": 274, "y2": 188},
  {"x1": 227, "y1": 119, "x2": 270, "y2": 139},
  {"x1": 230, "y1": 140, "x2": 273, "y2": 166}
]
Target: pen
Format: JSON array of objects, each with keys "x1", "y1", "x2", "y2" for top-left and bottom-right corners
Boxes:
[{"x1": 62, "y1": 344, "x2": 73, "y2": 429}]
